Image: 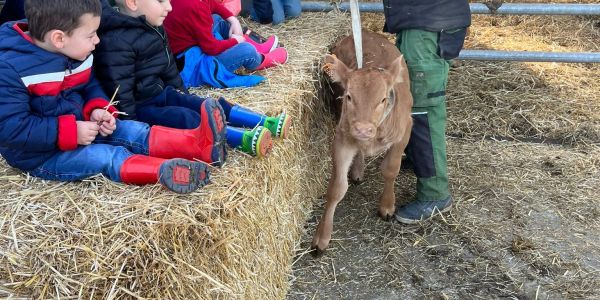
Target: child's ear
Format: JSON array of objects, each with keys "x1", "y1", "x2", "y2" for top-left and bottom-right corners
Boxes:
[
  {"x1": 124, "y1": 0, "x2": 139, "y2": 11},
  {"x1": 48, "y1": 30, "x2": 67, "y2": 49}
]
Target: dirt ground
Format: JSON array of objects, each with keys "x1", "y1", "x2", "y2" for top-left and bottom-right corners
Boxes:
[{"x1": 287, "y1": 12, "x2": 600, "y2": 300}]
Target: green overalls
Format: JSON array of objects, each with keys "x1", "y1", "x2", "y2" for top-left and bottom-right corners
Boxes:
[{"x1": 397, "y1": 29, "x2": 452, "y2": 202}]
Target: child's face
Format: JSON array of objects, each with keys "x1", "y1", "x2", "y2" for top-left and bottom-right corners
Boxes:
[
  {"x1": 59, "y1": 13, "x2": 101, "y2": 61},
  {"x1": 136, "y1": 0, "x2": 172, "y2": 27}
]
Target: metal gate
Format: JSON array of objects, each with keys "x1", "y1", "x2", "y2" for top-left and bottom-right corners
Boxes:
[{"x1": 301, "y1": 2, "x2": 600, "y2": 62}]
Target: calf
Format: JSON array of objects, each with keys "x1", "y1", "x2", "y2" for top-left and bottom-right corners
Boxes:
[{"x1": 311, "y1": 30, "x2": 413, "y2": 253}]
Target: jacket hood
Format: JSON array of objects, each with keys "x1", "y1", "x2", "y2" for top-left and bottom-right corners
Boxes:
[
  {"x1": 98, "y1": 0, "x2": 149, "y2": 34},
  {"x1": 0, "y1": 21, "x2": 69, "y2": 67},
  {"x1": 0, "y1": 22, "x2": 41, "y2": 57}
]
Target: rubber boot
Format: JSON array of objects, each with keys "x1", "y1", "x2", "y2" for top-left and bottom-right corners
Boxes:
[
  {"x1": 218, "y1": 97, "x2": 291, "y2": 138},
  {"x1": 120, "y1": 155, "x2": 210, "y2": 194},
  {"x1": 226, "y1": 126, "x2": 273, "y2": 157},
  {"x1": 244, "y1": 33, "x2": 278, "y2": 54},
  {"x1": 256, "y1": 47, "x2": 288, "y2": 70},
  {"x1": 148, "y1": 99, "x2": 227, "y2": 166}
]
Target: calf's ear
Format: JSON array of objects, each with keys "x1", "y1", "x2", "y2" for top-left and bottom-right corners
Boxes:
[
  {"x1": 385, "y1": 55, "x2": 406, "y2": 85},
  {"x1": 323, "y1": 54, "x2": 351, "y2": 87}
]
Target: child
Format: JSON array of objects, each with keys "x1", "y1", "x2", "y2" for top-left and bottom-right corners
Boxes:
[
  {"x1": 384, "y1": 0, "x2": 470, "y2": 223},
  {"x1": 0, "y1": 0, "x2": 227, "y2": 194},
  {"x1": 94, "y1": 0, "x2": 291, "y2": 158},
  {"x1": 163, "y1": 0, "x2": 288, "y2": 75}
]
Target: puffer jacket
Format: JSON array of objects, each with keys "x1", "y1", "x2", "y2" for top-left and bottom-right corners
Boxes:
[
  {"x1": 383, "y1": 0, "x2": 471, "y2": 32},
  {"x1": 94, "y1": 0, "x2": 185, "y2": 120},
  {"x1": 0, "y1": 22, "x2": 114, "y2": 171}
]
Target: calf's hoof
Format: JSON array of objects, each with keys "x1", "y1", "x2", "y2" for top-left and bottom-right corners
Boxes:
[
  {"x1": 310, "y1": 232, "x2": 330, "y2": 256},
  {"x1": 349, "y1": 176, "x2": 363, "y2": 185},
  {"x1": 378, "y1": 205, "x2": 396, "y2": 221},
  {"x1": 310, "y1": 245, "x2": 326, "y2": 257}
]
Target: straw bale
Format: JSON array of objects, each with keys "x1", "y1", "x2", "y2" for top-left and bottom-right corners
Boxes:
[{"x1": 0, "y1": 12, "x2": 350, "y2": 299}]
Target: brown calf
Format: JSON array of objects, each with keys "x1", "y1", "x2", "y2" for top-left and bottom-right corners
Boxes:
[{"x1": 311, "y1": 30, "x2": 413, "y2": 254}]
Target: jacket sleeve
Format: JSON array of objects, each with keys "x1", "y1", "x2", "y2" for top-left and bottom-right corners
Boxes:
[
  {"x1": 94, "y1": 35, "x2": 138, "y2": 120},
  {"x1": 210, "y1": 0, "x2": 235, "y2": 19},
  {"x1": 0, "y1": 61, "x2": 77, "y2": 152},
  {"x1": 189, "y1": 1, "x2": 237, "y2": 56},
  {"x1": 81, "y1": 74, "x2": 120, "y2": 121}
]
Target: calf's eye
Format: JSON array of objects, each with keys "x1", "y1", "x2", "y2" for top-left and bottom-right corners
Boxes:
[{"x1": 381, "y1": 98, "x2": 387, "y2": 103}]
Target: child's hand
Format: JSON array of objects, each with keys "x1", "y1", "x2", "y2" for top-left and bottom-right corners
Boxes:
[
  {"x1": 90, "y1": 108, "x2": 117, "y2": 136},
  {"x1": 76, "y1": 121, "x2": 100, "y2": 145},
  {"x1": 231, "y1": 34, "x2": 245, "y2": 44},
  {"x1": 226, "y1": 16, "x2": 243, "y2": 36}
]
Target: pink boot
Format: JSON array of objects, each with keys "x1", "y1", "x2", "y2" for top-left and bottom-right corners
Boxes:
[
  {"x1": 256, "y1": 48, "x2": 288, "y2": 70},
  {"x1": 245, "y1": 34, "x2": 279, "y2": 54}
]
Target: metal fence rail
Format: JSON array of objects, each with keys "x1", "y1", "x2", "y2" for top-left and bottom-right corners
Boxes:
[
  {"x1": 301, "y1": 2, "x2": 600, "y2": 62},
  {"x1": 459, "y1": 50, "x2": 600, "y2": 63},
  {"x1": 301, "y1": 2, "x2": 600, "y2": 15}
]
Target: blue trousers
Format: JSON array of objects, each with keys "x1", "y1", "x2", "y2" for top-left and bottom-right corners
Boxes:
[
  {"x1": 29, "y1": 120, "x2": 151, "y2": 183},
  {"x1": 212, "y1": 15, "x2": 262, "y2": 71},
  {"x1": 242, "y1": 0, "x2": 301, "y2": 25},
  {"x1": 137, "y1": 86, "x2": 204, "y2": 129}
]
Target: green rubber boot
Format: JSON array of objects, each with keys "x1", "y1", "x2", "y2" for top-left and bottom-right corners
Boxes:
[
  {"x1": 226, "y1": 126, "x2": 273, "y2": 157},
  {"x1": 219, "y1": 97, "x2": 292, "y2": 138}
]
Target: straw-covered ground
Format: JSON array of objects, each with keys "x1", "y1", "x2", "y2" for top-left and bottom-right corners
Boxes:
[
  {"x1": 289, "y1": 4, "x2": 600, "y2": 300},
  {"x1": 0, "y1": 13, "x2": 346, "y2": 299}
]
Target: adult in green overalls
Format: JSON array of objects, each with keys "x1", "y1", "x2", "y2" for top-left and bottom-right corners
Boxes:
[{"x1": 383, "y1": 0, "x2": 471, "y2": 223}]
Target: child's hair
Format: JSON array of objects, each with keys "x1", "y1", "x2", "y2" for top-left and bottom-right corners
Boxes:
[
  {"x1": 25, "y1": 0, "x2": 102, "y2": 41},
  {"x1": 111, "y1": 0, "x2": 134, "y2": 15}
]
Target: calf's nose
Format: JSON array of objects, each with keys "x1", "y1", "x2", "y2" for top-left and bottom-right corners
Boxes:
[{"x1": 352, "y1": 122, "x2": 376, "y2": 140}]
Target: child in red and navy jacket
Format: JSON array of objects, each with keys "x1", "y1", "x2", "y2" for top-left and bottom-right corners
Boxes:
[{"x1": 0, "y1": 0, "x2": 228, "y2": 194}]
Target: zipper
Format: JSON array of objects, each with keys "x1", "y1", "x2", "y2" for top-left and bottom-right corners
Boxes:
[
  {"x1": 66, "y1": 58, "x2": 73, "y2": 74},
  {"x1": 147, "y1": 24, "x2": 171, "y2": 67}
]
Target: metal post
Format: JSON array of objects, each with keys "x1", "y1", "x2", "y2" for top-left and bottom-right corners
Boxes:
[{"x1": 349, "y1": 0, "x2": 363, "y2": 68}]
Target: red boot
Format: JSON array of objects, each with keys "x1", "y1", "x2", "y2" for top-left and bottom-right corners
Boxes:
[
  {"x1": 120, "y1": 155, "x2": 210, "y2": 194},
  {"x1": 149, "y1": 98, "x2": 227, "y2": 166},
  {"x1": 244, "y1": 34, "x2": 278, "y2": 54},
  {"x1": 256, "y1": 48, "x2": 288, "y2": 70}
]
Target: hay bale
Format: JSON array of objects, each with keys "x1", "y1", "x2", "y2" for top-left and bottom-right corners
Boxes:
[{"x1": 0, "y1": 12, "x2": 350, "y2": 299}]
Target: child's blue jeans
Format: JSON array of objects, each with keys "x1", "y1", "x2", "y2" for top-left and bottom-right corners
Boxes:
[
  {"x1": 242, "y1": 0, "x2": 301, "y2": 25},
  {"x1": 271, "y1": 0, "x2": 301, "y2": 25},
  {"x1": 28, "y1": 120, "x2": 151, "y2": 183},
  {"x1": 137, "y1": 86, "x2": 203, "y2": 129},
  {"x1": 211, "y1": 14, "x2": 262, "y2": 71}
]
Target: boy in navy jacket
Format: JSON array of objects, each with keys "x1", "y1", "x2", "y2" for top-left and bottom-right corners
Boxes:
[
  {"x1": 94, "y1": 0, "x2": 291, "y2": 158},
  {"x1": 0, "y1": 0, "x2": 228, "y2": 194}
]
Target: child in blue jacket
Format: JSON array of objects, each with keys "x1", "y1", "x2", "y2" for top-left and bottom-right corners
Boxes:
[{"x1": 0, "y1": 0, "x2": 228, "y2": 194}]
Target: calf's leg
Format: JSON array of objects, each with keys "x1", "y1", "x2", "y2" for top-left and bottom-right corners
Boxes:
[
  {"x1": 311, "y1": 138, "x2": 357, "y2": 253},
  {"x1": 379, "y1": 141, "x2": 408, "y2": 219}
]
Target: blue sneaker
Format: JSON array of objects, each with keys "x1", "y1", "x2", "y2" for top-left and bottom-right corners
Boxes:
[{"x1": 394, "y1": 196, "x2": 453, "y2": 224}]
